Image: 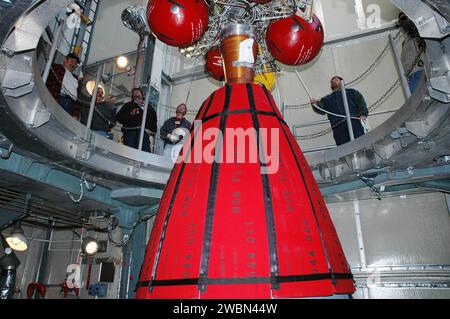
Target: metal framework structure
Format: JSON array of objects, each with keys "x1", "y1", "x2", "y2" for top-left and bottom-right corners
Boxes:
[
  {"x1": 0, "y1": 0, "x2": 447, "y2": 204},
  {"x1": 180, "y1": 0, "x2": 315, "y2": 75},
  {"x1": 0, "y1": 0, "x2": 448, "y2": 200},
  {"x1": 0, "y1": 0, "x2": 449, "y2": 300}
]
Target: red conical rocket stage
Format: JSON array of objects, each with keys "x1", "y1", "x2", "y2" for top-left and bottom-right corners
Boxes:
[
  {"x1": 136, "y1": 83, "x2": 355, "y2": 299},
  {"x1": 138, "y1": 0, "x2": 354, "y2": 299}
]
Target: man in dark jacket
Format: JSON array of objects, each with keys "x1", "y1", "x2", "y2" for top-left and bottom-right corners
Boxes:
[
  {"x1": 79, "y1": 87, "x2": 116, "y2": 139},
  {"x1": 45, "y1": 53, "x2": 80, "y2": 115},
  {"x1": 116, "y1": 88, "x2": 157, "y2": 152},
  {"x1": 311, "y1": 76, "x2": 369, "y2": 146}
]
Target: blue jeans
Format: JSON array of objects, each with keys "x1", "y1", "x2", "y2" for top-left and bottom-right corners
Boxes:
[
  {"x1": 123, "y1": 129, "x2": 150, "y2": 152},
  {"x1": 57, "y1": 95, "x2": 75, "y2": 115},
  {"x1": 408, "y1": 70, "x2": 424, "y2": 93}
]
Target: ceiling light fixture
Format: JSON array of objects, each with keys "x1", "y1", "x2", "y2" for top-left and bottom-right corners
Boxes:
[
  {"x1": 81, "y1": 237, "x2": 100, "y2": 256},
  {"x1": 116, "y1": 56, "x2": 129, "y2": 69},
  {"x1": 5, "y1": 222, "x2": 28, "y2": 252}
]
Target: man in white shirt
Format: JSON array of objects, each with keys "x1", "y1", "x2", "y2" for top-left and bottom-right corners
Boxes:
[{"x1": 46, "y1": 53, "x2": 80, "y2": 115}]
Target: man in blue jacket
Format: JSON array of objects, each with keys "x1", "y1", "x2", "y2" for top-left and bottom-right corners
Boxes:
[{"x1": 311, "y1": 76, "x2": 369, "y2": 146}]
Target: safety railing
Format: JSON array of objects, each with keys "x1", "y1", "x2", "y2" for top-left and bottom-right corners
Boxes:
[
  {"x1": 298, "y1": 108, "x2": 400, "y2": 154},
  {"x1": 287, "y1": 28, "x2": 425, "y2": 157},
  {"x1": 40, "y1": 17, "x2": 156, "y2": 154}
]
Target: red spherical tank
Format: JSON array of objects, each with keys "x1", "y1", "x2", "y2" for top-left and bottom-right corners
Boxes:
[
  {"x1": 147, "y1": 0, "x2": 209, "y2": 48},
  {"x1": 266, "y1": 14, "x2": 324, "y2": 66},
  {"x1": 205, "y1": 48, "x2": 225, "y2": 82}
]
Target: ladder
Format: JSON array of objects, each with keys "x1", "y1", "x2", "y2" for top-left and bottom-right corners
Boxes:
[{"x1": 70, "y1": 0, "x2": 100, "y2": 64}]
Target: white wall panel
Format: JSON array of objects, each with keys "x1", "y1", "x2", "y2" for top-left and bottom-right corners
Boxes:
[
  {"x1": 328, "y1": 201, "x2": 361, "y2": 267},
  {"x1": 87, "y1": 0, "x2": 146, "y2": 65},
  {"x1": 359, "y1": 192, "x2": 450, "y2": 267},
  {"x1": 319, "y1": 0, "x2": 400, "y2": 41},
  {"x1": 367, "y1": 288, "x2": 450, "y2": 299},
  {"x1": 327, "y1": 192, "x2": 450, "y2": 268},
  {"x1": 327, "y1": 192, "x2": 450, "y2": 299}
]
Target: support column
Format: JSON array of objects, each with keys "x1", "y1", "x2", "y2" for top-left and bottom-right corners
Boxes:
[
  {"x1": 42, "y1": 19, "x2": 65, "y2": 82},
  {"x1": 114, "y1": 206, "x2": 151, "y2": 299},
  {"x1": 389, "y1": 33, "x2": 412, "y2": 99}
]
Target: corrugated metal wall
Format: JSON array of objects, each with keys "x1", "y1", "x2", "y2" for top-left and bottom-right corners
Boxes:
[{"x1": 330, "y1": 192, "x2": 450, "y2": 299}]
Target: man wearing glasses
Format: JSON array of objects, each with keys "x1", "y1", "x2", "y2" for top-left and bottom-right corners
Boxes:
[
  {"x1": 116, "y1": 88, "x2": 157, "y2": 152},
  {"x1": 160, "y1": 104, "x2": 191, "y2": 146},
  {"x1": 160, "y1": 104, "x2": 192, "y2": 160}
]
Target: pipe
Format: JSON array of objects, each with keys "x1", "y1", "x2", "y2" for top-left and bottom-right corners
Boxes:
[
  {"x1": 134, "y1": 35, "x2": 147, "y2": 88},
  {"x1": 19, "y1": 227, "x2": 34, "y2": 299},
  {"x1": 353, "y1": 200, "x2": 367, "y2": 269},
  {"x1": 293, "y1": 109, "x2": 400, "y2": 130},
  {"x1": 389, "y1": 33, "x2": 412, "y2": 99},
  {"x1": 303, "y1": 145, "x2": 337, "y2": 154},
  {"x1": 32, "y1": 223, "x2": 52, "y2": 299},
  {"x1": 110, "y1": 62, "x2": 116, "y2": 95},
  {"x1": 340, "y1": 80, "x2": 361, "y2": 171},
  {"x1": 340, "y1": 80, "x2": 355, "y2": 141},
  {"x1": 352, "y1": 200, "x2": 369, "y2": 298},
  {"x1": 0, "y1": 269, "x2": 16, "y2": 299},
  {"x1": 0, "y1": 144, "x2": 13, "y2": 160},
  {"x1": 0, "y1": 234, "x2": 21, "y2": 299},
  {"x1": 86, "y1": 65, "x2": 104, "y2": 130},
  {"x1": 85, "y1": 48, "x2": 146, "y2": 69},
  {"x1": 42, "y1": 19, "x2": 65, "y2": 83},
  {"x1": 295, "y1": 70, "x2": 313, "y2": 100},
  {"x1": 303, "y1": 0, "x2": 315, "y2": 23},
  {"x1": 138, "y1": 80, "x2": 152, "y2": 151},
  {"x1": 119, "y1": 244, "x2": 131, "y2": 299}
]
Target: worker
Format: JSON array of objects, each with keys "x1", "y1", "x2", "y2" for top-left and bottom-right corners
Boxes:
[
  {"x1": 397, "y1": 13, "x2": 426, "y2": 93},
  {"x1": 45, "y1": 53, "x2": 81, "y2": 115},
  {"x1": 310, "y1": 76, "x2": 369, "y2": 146},
  {"x1": 160, "y1": 103, "x2": 191, "y2": 159},
  {"x1": 79, "y1": 87, "x2": 116, "y2": 139},
  {"x1": 116, "y1": 88, "x2": 157, "y2": 153}
]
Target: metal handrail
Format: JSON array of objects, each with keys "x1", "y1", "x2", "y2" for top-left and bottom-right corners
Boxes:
[
  {"x1": 292, "y1": 108, "x2": 401, "y2": 132},
  {"x1": 303, "y1": 145, "x2": 336, "y2": 154}
]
